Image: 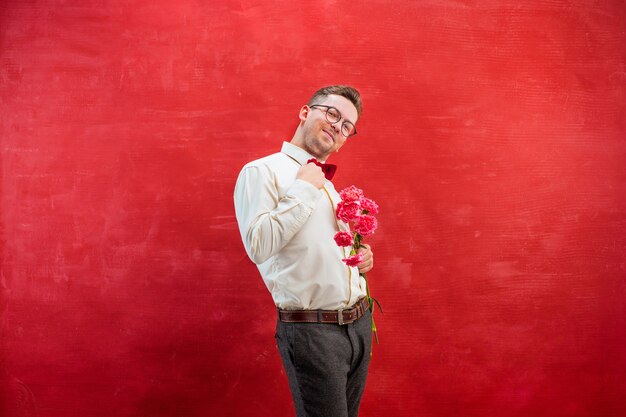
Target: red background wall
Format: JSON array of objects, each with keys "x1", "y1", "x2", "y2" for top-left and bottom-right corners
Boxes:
[{"x1": 1, "y1": 1, "x2": 625, "y2": 416}]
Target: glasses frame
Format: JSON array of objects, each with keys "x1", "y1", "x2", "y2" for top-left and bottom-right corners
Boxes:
[{"x1": 309, "y1": 104, "x2": 358, "y2": 138}]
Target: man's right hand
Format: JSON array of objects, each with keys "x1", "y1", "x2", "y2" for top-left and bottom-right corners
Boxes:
[{"x1": 296, "y1": 163, "x2": 326, "y2": 189}]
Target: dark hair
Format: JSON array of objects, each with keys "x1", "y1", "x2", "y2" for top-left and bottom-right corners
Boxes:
[{"x1": 307, "y1": 85, "x2": 362, "y2": 118}]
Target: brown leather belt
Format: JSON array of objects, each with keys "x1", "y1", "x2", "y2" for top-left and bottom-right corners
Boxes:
[{"x1": 278, "y1": 297, "x2": 369, "y2": 326}]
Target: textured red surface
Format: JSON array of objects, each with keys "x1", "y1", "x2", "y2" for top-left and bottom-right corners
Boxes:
[{"x1": 1, "y1": 1, "x2": 625, "y2": 416}]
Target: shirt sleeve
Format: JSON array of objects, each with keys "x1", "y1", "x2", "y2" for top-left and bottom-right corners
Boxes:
[{"x1": 233, "y1": 163, "x2": 321, "y2": 264}]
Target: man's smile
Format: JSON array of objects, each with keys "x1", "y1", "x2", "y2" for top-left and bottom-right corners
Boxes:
[{"x1": 322, "y1": 128, "x2": 335, "y2": 144}]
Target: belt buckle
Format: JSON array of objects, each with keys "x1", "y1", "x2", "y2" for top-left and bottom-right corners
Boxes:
[{"x1": 337, "y1": 308, "x2": 345, "y2": 325}]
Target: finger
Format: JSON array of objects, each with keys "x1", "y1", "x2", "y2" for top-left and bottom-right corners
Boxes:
[
  {"x1": 357, "y1": 246, "x2": 371, "y2": 255},
  {"x1": 360, "y1": 253, "x2": 373, "y2": 263},
  {"x1": 357, "y1": 244, "x2": 372, "y2": 254},
  {"x1": 357, "y1": 257, "x2": 373, "y2": 270}
]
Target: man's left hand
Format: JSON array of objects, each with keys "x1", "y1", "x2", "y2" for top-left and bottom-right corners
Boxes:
[{"x1": 356, "y1": 244, "x2": 374, "y2": 274}]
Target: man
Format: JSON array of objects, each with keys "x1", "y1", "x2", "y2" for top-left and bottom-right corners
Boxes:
[{"x1": 233, "y1": 85, "x2": 374, "y2": 417}]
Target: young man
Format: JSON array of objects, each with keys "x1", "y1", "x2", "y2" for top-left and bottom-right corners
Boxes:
[{"x1": 234, "y1": 85, "x2": 374, "y2": 417}]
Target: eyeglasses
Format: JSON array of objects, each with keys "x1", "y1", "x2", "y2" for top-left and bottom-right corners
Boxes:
[{"x1": 309, "y1": 105, "x2": 357, "y2": 138}]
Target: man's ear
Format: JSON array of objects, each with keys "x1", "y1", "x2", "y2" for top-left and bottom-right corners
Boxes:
[{"x1": 298, "y1": 105, "x2": 310, "y2": 122}]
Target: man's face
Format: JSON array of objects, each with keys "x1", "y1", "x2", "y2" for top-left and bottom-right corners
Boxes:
[{"x1": 297, "y1": 94, "x2": 359, "y2": 161}]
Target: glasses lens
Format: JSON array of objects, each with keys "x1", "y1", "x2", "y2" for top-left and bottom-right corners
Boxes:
[
  {"x1": 326, "y1": 107, "x2": 341, "y2": 123},
  {"x1": 342, "y1": 122, "x2": 355, "y2": 137}
]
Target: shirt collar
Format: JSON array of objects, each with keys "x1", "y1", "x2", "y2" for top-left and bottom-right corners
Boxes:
[{"x1": 281, "y1": 141, "x2": 320, "y2": 166}]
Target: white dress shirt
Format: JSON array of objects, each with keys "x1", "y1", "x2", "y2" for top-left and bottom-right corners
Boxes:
[{"x1": 234, "y1": 142, "x2": 367, "y2": 310}]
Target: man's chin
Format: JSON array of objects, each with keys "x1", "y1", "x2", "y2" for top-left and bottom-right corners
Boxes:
[
  {"x1": 316, "y1": 146, "x2": 333, "y2": 160},
  {"x1": 306, "y1": 140, "x2": 332, "y2": 159}
]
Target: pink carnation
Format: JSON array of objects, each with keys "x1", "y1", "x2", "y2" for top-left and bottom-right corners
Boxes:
[
  {"x1": 342, "y1": 252, "x2": 364, "y2": 267},
  {"x1": 336, "y1": 200, "x2": 361, "y2": 223},
  {"x1": 360, "y1": 197, "x2": 379, "y2": 215},
  {"x1": 339, "y1": 186, "x2": 364, "y2": 203},
  {"x1": 355, "y1": 215, "x2": 378, "y2": 237},
  {"x1": 334, "y1": 231, "x2": 354, "y2": 247}
]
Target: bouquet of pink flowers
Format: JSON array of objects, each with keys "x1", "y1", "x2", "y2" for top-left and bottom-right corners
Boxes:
[{"x1": 333, "y1": 185, "x2": 382, "y2": 344}]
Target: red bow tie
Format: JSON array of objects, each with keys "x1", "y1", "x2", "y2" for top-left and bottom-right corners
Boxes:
[{"x1": 307, "y1": 158, "x2": 337, "y2": 180}]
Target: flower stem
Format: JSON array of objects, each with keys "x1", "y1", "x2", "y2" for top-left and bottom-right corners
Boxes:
[
  {"x1": 353, "y1": 233, "x2": 381, "y2": 353},
  {"x1": 361, "y1": 272, "x2": 380, "y2": 346}
]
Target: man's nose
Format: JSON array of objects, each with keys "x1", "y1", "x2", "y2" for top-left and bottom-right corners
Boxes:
[{"x1": 330, "y1": 120, "x2": 341, "y2": 133}]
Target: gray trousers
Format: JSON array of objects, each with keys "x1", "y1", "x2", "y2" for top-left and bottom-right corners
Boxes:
[{"x1": 275, "y1": 309, "x2": 372, "y2": 417}]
